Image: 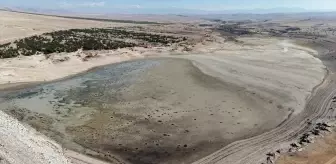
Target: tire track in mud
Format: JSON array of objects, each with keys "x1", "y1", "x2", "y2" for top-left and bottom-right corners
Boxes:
[
  {"x1": 193, "y1": 66, "x2": 336, "y2": 164},
  {"x1": 325, "y1": 155, "x2": 336, "y2": 164}
]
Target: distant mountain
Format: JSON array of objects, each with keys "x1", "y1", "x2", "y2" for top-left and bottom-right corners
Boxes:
[
  {"x1": 1, "y1": 5, "x2": 334, "y2": 18},
  {"x1": 74, "y1": 7, "x2": 309, "y2": 15},
  {"x1": 0, "y1": 5, "x2": 313, "y2": 15},
  {"x1": 221, "y1": 7, "x2": 308, "y2": 14}
]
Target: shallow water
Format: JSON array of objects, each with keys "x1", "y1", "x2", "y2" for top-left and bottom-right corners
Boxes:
[
  {"x1": 0, "y1": 59, "x2": 160, "y2": 115},
  {"x1": 0, "y1": 59, "x2": 161, "y2": 148}
]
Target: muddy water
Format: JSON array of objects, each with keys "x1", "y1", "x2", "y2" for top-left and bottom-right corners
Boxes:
[
  {"x1": 0, "y1": 58, "x2": 287, "y2": 164},
  {"x1": 0, "y1": 59, "x2": 161, "y2": 162}
]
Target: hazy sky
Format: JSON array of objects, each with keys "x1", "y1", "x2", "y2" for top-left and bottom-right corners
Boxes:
[{"x1": 1, "y1": 0, "x2": 336, "y2": 12}]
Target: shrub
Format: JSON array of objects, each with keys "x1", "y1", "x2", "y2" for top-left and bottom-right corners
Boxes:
[{"x1": 0, "y1": 28, "x2": 185, "y2": 58}]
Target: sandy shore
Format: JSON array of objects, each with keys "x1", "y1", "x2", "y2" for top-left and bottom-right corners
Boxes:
[
  {"x1": 0, "y1": 108, "x2": 69, "y2": 164},
  {"x1": 0, "y1": 48, "x2": 148, "y2": 84},
  {"x1": 177, "y1": 37, "x2": 326, "y2": 115}
]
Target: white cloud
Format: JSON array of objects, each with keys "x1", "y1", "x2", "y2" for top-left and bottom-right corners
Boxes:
[
  {"x1": 131, "y1": 5, "x2": 141, "y2": 9},
  {"x1": 59, "y1": 1, "x2": 105, "y2": 8},
  {"x1": 80, "y1": 2, "x2": 105, "y2": 7}
]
